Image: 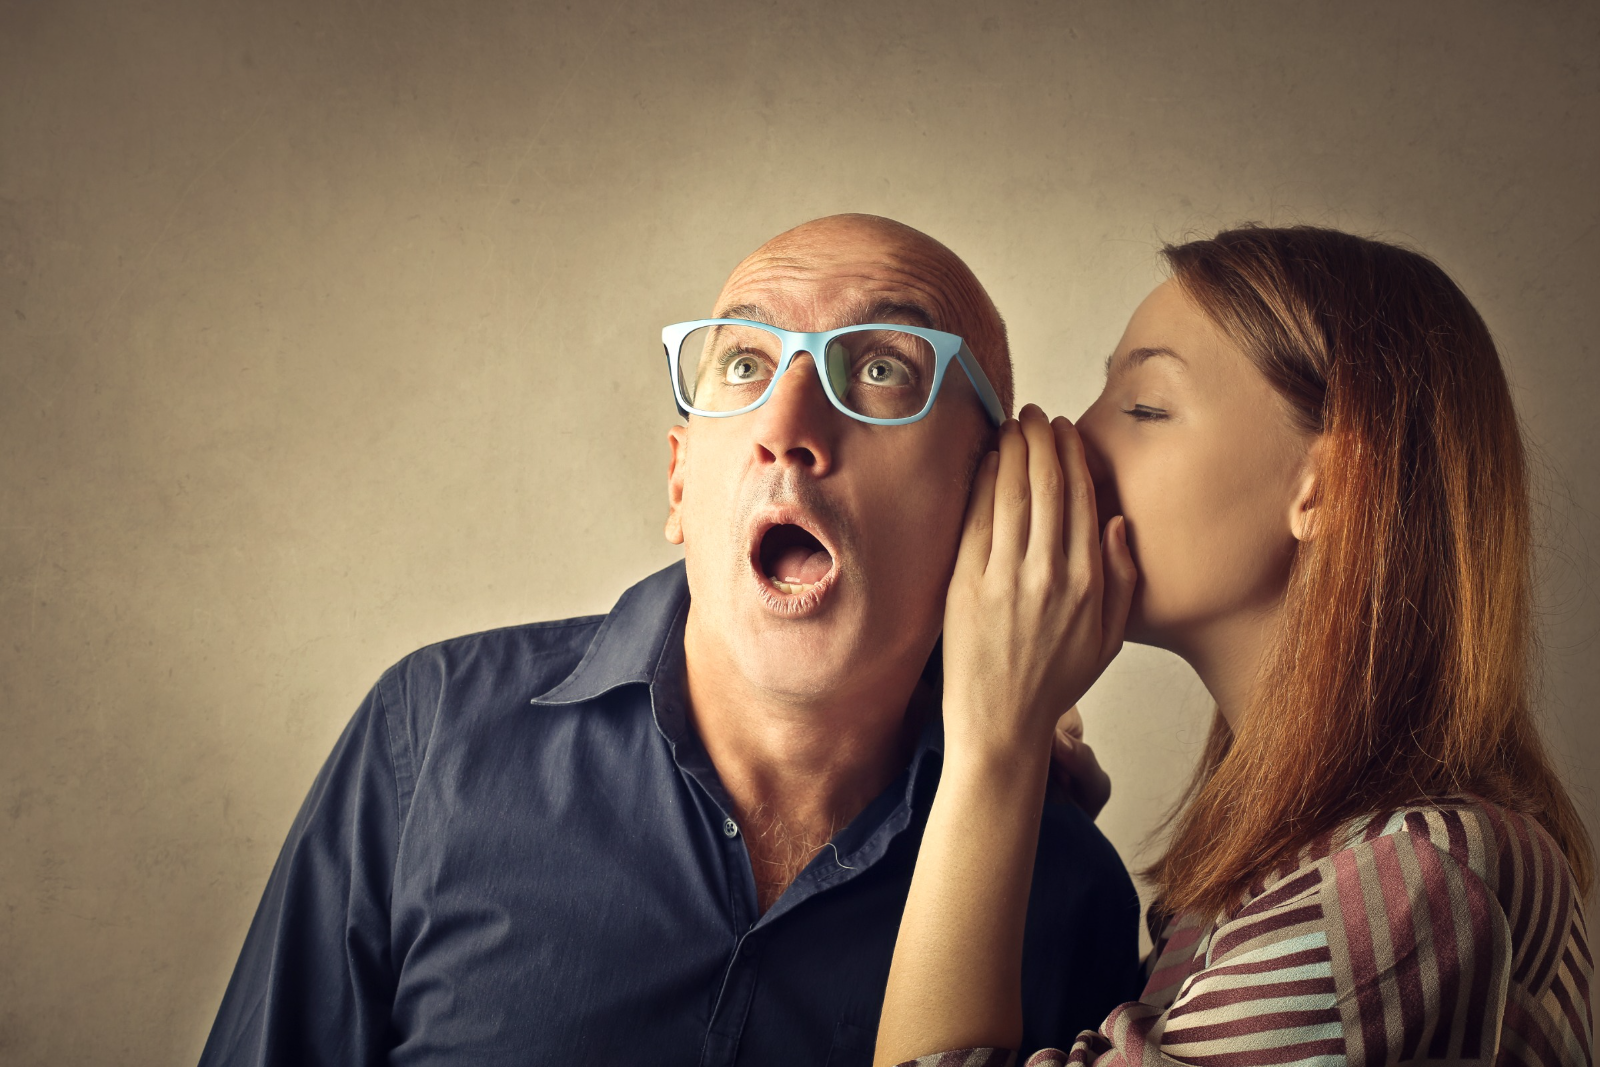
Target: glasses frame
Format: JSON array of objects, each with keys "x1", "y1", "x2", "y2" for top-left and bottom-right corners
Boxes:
[{"x1": 662, "y1": 318, "x2": 1006, "y2": 427}]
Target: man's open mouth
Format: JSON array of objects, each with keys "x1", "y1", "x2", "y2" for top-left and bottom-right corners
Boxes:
[{"x1": 758, "y1": 523, "x2": 835, "y2": 595}]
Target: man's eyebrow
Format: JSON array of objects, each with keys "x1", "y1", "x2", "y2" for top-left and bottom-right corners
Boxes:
[
  {"x1": 709, "y1": 299, "x2": 940, "y2": 332},
  {"x1": 848, "y1": 299, "x2": 937, "y2": 330},
  {"x1": 715, "y1": 303, "x2": 771, "y2": 323},
  {"x1": 1105, "y1": 345, "x2": 1187, "y2": 374}
]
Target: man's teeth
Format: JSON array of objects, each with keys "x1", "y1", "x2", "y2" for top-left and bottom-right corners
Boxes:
[{"x1": 769, "y1": 576, "x2": 815, "y2": 595}]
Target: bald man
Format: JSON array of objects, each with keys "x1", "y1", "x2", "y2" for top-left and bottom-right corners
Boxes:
[{"x1": 199, "y1": 216, "x2": 1140, "y2": 1067}]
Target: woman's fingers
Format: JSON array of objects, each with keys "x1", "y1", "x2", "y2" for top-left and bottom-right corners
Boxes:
[
  {"x1": 1020, "y1": 405, "x2": 1065, "y2": 568},
  {"x1": 1053, "y1": 417, "x2": 1102, "y2": 594},
  {"x1": 953, "y1": 450, "x2": 1001, "y2": 582},
  {"x1": 987, "y1": 417, "x2": 1031, "y2": 573},
  {"x1": 1097, "y1": 516, "x2": 1138, "y2": 667}
]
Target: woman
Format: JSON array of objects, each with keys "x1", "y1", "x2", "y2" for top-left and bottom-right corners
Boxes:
[{"x1": 875, "y1": 226, "x2": 1594, "y2": 1065}]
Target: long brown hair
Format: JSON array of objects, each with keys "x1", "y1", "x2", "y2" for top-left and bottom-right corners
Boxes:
[{"x1": 1146, "y1": 225, "x2": 1592, "y2": 917}]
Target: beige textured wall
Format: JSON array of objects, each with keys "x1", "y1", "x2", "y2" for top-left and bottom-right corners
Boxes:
[{"x1": 3, "y1": 2, "x2": 1597, "y2": 1062}]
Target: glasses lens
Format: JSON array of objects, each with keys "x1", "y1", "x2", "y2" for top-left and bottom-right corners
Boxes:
[
  {"x1": 677, "y1": 323, "x2": 784, "y2": 412},
  {"x1": 824, "y1": 329, "x2": 938, "y2": 420}
]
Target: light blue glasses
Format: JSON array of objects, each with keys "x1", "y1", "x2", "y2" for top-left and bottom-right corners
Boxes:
[{"x1": 663, "y1": 318, "x2": 1005, "y2": 426}]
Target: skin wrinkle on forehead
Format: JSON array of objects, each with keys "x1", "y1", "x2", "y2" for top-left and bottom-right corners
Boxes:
[
  {"x1": 713, "y1": 216, "x2": 1012, "y2": 413},
  {"x1": 713, "y1": 300, "x2": 937, "y2": 332},
  {"x1": 725, "y1": 257, "x2": 976, "y2": 321}
]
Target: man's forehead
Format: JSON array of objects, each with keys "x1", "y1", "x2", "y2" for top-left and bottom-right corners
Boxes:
[
  {"x1": 714, "y1": 255, "x2": 964, "y2": 334},
  {"x1": 715, "y1": 293, "x2": 940, "y2": 334}
]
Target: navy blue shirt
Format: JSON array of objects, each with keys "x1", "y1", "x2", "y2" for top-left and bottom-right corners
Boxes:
[{"x1": 200, "y1": 563, "x2": 1141, "y2": 1066}]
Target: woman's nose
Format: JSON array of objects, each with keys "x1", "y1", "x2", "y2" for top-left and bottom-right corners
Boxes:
[{"x1": 1075, "y1": 413, "x2": 1122, "y2": 524}]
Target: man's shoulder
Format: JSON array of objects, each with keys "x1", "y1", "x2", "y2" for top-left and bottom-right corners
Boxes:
[
  {"x1": 367, "y1": 614, "x2": 608, "y2": 766},
  {"x1": 1018, "y1": 800, "x2": 1143, "y2": 1014},
  {"x1": 378, "y1": 613, "x2": 607, "y2": 714},
  {"x1": 1032, "y1": 798, "x2": 1137, "y2": 899},
  {"x1": 365, "y1": 563, "x2": 688, "y2": 769}
]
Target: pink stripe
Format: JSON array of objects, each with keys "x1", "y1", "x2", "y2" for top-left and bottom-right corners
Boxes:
[
  {"x1": 1412, "y1": 833, "x2": 1464, "y2": 1058},
  {"x1": 1514, "y1": 816, "x2": 1555, "y2": 987},
  {"x1": 1502, "y1": 995, "x2": 1566, "y2": 1067},
  {"x1": 1333, "y1": 845, "x2": 1389, "y2": 1065},
  {"x1": 1165, "y1": 1006, "x2": 1342, "y2": 1043},
  {"x1": 1143, "y1": 958, "x2": 1200, "y2": 998},
  {"x1": 1548, "y1": 953, "x2": 1591, "y2": 1063},
  {"x1": 1196, "y1": 944, "x2": 1331, "y2": 982},
  {"x1": 1160, "y1": 921, "x2": 1204, "y2": 953},
  {"x1": 1372, "y1": 834, "x2": 1427, "y2": 1057},
  {"x1": 1167, "y1": 1037, "x2": 1346, "y2": 1067},
  {"x1": 1459, "y1": 837, "x2": 1496, "y2": 1060},
  {"x1": 1166, "y1": 977, "x2": 1336, "y2": 1019},
  {"x1": 1504, "y1": 807, "x2": 1539, "y2": 954},
  {"x1": 1361, "y1": 808, "x2": 1398, "y2": 842},
  {"x1": 1210, "y1": 903, "x2": 1324, "y2": 959},
  {"x1": 1569, "y1": 915, "x2": 1591, "y2": 967},
  {"x1": 1236, "y1": 868, "x2": 1323, "y2": 919},
  {"x1": 1440, "y1": 807, "x2": 1470, "y2": 868},
  {"x1": 1525, "y1": 825, "x2": 1569, "y2": 994},
  {"x1": 1566, "y1": 938, "x2": 1591, "y2": 1008}
]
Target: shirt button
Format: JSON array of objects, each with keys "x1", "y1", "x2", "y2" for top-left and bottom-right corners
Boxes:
[{"x1": 723, "y1": 817, "x2": 739, "y2": 838}]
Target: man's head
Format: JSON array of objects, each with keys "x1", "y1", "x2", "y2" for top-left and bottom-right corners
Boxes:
[{"x1": 666, "y1": 214, "x2": 1012, "y2": 708}]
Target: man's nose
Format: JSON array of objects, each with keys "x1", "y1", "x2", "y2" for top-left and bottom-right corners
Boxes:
[{"x1": 749, "y1": 353, "x2": 837, "y2": 476}]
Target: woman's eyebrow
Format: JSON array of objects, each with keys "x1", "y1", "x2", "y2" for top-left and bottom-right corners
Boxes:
[{"x1": 1106, "y1": 346, "x2": 1188, "y2": 375}]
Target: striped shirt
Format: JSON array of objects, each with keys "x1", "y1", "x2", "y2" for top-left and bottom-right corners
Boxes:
[{"x1": 899, "y1": 799, "x2": 1592, "y2": 1066}]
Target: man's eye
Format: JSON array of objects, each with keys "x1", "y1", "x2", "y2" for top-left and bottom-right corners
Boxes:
[
  {"x1": 857, "y1": 357, "x2": 913, "y2": 387},
  {"x1": 722, "y1": 354, "x2": 771, "y2": 385},
  {"x1": 1122, "y1": 404, "x2": 1169, "y2": 421}
]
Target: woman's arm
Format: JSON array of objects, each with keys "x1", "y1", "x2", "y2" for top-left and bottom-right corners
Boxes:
[{"x1": 874, "y1": 406, "x2": 1136, "y2": 1065}]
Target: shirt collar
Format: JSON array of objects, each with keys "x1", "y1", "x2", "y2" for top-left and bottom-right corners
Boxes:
[
  {"x1": 534, "y1": 561, "x2": 948, "y2": 777},
  {"x1": 530, "y1": 561, "x2": 690, "y2": 706},
  {"x1": 532, "y1": 560, "x2": 949, "y2": 920}
]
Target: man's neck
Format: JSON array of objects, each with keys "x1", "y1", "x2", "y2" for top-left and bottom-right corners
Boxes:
[{"x1": 682, "y1": 614, "x2": 933, "y2": 913}]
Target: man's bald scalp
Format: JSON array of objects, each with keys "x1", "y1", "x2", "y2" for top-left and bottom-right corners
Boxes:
[{"x1": 725, "y1": 214, "x2": 1014, "y2": 416}]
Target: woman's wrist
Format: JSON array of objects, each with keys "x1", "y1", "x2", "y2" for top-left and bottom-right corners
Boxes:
[
  {"x1": 938, "y1": 726, "x2": 1055, "y2": 789},
  {"x1": 941, "y1": 700, "x2": 1057, "y2": 769}
]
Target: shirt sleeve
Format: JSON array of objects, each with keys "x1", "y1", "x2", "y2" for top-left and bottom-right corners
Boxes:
[
  {"x1": 198, "y1": 680, "x2": 403, "y2": 1067},
  {"x1": 900, "y1": 819, "x2": 1574, "y2": 1067}
]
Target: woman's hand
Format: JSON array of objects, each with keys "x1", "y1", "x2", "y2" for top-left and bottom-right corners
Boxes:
[
  {"x1": 874, "y1": 406, "x2": 1136, "y2": 1066},
  {"x1": 942, "y1": 404, "x2": 1137, "y2": 765}
]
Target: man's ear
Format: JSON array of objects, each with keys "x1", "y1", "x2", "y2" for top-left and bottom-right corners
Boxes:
[
  {"x1": 665, "y1": 424, "x2": 688, "y2": 546},
  {"x1": 1289, "y1": 436, "x2": 1324, "y2": 543}
]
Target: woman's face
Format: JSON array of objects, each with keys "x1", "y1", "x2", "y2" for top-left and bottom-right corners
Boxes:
[{"x1": 1077, "y1": 280, "x2": 1316, "y2": 657}]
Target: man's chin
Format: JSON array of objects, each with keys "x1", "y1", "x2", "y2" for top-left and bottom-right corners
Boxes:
[{"x1": 725, "y1": 629, "x2": 863, "y2": 703}]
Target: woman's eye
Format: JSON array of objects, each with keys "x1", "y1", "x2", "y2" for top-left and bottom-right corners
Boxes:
[
  {"x1": 1122, "y1": 404, "x2": 1169, "y2": 421},
  {"x1": 857, "y1": 356, "x2": 913, "y2": 387},
  {"x1": 722, "y1": 354, "x2": 771, "y2": 385}
]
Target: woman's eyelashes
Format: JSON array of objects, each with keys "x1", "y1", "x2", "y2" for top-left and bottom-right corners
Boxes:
[{"x1": 1122, "y1": 403, "x2": 1170, "y2": 422}]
